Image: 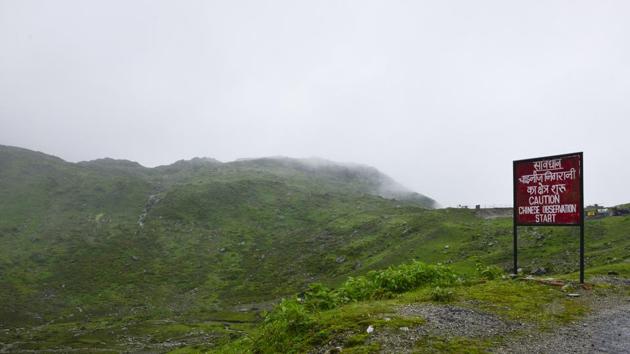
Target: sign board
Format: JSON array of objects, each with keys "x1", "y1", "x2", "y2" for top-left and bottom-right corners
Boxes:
[
  {"x1": 513, "y1": 153, "x2": 583, "y2": 225},
  {"x1": 512, "y1": 152, "x2": 585, "y2": 283}
]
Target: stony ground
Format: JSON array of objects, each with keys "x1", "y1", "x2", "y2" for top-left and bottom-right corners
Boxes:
[
  {"x1": 365, "y1": 304, "x2": 525, "y2": 353},
  {"x1": 496, "y1": 291, "x2": 630, "y2": 354}
]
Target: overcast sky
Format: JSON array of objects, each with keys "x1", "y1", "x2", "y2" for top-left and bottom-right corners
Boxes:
[{"x1": 1, "y1": 1, "x2": 629, "y2": 207}]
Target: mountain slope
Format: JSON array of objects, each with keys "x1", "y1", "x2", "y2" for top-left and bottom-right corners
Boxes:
[{"x1": 0, "y1": 145, "x2": 435, "y2": 327}]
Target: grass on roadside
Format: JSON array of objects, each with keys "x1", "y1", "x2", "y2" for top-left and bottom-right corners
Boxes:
[{"x1": 207, "y1": 260, "x2": 592, "y2": 354}]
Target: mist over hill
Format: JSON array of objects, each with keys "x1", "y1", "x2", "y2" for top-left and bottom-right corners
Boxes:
[{"x1": 74, "y1": 149, "x2": 435, "y2": 207}]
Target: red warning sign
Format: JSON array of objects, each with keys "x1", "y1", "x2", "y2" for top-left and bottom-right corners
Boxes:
[{"x1": 514, "y1": 153, "x2": 582, "y2": 225}]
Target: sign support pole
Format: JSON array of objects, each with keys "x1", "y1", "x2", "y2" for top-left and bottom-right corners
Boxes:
[
  {"x1": 580, "y1": 221, "x2": 584, "y2": 284},
  {"x1": 513, "y1": 221, "x2": 518, "y2": 275},
  {"x1": 512, "y1": 161, "x2": 518, "y2": 275},
  {"x1": 580, "y1": 153, "x2": 584, "y2": 284}
]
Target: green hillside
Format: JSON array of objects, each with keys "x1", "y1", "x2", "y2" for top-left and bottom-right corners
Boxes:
[
  {"x1": 0, "y1": 146, "x2": 434, "y2": 328},
  {"x1": 0, "y1": 145, "x2": 628, "y2": 353}
]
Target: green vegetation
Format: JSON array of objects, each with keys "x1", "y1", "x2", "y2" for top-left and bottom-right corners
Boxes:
[
  {"x1": 213, "y1": 261, "x2": 452, "y2": 353},
  {"x1": 211, "y1": 260, "x2": 592, "y2": 353},
  {"x1": 429, "y1": 286, "x2": 455, "y2": 302},
  {"x1": 309, "y1": 261, "x2": 458, "y2": 307},
  {"x1": 454, "y1": 280, "x2": 588, "y2": 325},
  {"x1": 0, "y1": 145, "x2": 628, "y2": 352}
]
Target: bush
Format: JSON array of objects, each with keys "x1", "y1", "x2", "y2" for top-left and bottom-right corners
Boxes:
[
  {"x1": 372, "y1": 262, "x2": 458, "y2": 293},
  {"x1": 302, "y1": 283, "x2": 340, "y2": 311},
  {"x1": 253, "y1": 299, "x2": 316, "y2": 353},
  {"x1": 430, "y1": 286, "x2": 455, "y2": 302},
  {"x1": 263, "y1": 299, "x2": 314, "y2": 334},
  {"x1": 475, "y1": 262, "x2": 504, "y2": 280},
  {"x1": 335, "y1": 261, "x2": 458, "y2": 303},
  {"x1": 337, "y1": 275, "x2": 381, "y2": 302}
]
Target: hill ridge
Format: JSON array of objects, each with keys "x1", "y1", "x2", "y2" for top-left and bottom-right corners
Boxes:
[{"x1": 0, "y1": 144, "x2": 436, "y2": 206}]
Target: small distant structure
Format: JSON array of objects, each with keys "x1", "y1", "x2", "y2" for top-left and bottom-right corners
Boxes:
[
  {"x1": 586, "y1": 204, "x2": 605, "y2": 218},
  {"x1": 611, "y1": 207, "x2": 630, "y2": 216},
  {"x1": 474, "y1": 205, "x2": 513, "y2": 219},
  {"x1": 584, "y1": 204, "x2": 628, "y2": 218}
]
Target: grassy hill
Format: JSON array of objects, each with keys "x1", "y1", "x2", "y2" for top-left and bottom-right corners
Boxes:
[
  {"x1": 0, "y1": 145, "x2": 628, "y2": 353},
  {"x1": 0, "y1": 146, "x2": 434, "y2": 325}
]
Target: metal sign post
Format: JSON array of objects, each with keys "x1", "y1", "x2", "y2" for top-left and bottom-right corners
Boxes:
[{"x1": 513, "y1": 152, "x2": 584, "y2": 283}]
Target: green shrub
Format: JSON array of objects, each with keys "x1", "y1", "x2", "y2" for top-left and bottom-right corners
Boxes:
[
  {"x1": 302, "y1": 283, "x2": 340, "y2": 311},
  {"x1": 338, "y1": 275, "x2": 381, "y2": 302},
  {"x1": 337, "y1": 261, "x2": 458, "y2": 303},
  {"x1": 372, "y1": 262, "x2": 458, "y2": 293},
  {"x1": 253, "y1": 299, "x2": 316, "y2": 353},
  {"x1": 430, "y1": 286, "x2": 455, "y2": 302},
  {"x1": 475, "y1": 263, "x2": 504, "y2": 280}
]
